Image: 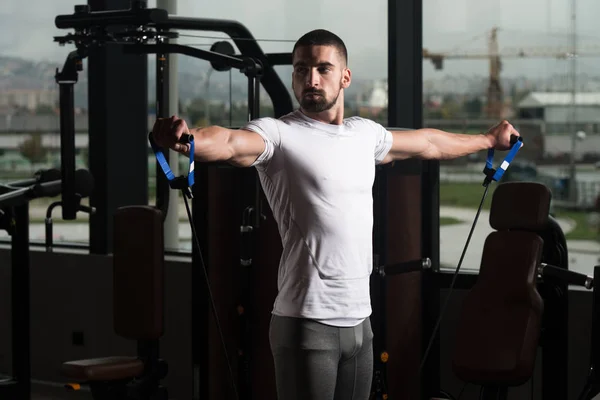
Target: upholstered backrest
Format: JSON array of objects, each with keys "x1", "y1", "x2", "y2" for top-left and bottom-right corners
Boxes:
[
  {"x1": 113, "y1": 205, "x2": 164, "y2": 340},
  {"x1": 452, "y1": 182, "x2": 551, "y2": 386}
]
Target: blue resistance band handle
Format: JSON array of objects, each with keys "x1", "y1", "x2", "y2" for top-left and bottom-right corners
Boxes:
[
  {"x1": 483, "y1": 134, "x2": 523, "y2": 186},
  {"x1": 148, "y1": 132, "x2": 195, "y2": 197}
]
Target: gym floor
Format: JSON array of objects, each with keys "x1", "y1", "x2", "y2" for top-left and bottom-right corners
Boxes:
[{"x1": 31, "y1": 382, "x2": 92, "y2": 400}]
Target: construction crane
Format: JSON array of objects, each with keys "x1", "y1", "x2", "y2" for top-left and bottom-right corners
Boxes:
[{"x1": 422, "y1": 27, "x2": 600, "y2": 118}]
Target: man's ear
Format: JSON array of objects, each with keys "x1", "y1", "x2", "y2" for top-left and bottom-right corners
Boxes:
[{"x1": 341, "y1": 68, "x2": 352, "y2": 89}]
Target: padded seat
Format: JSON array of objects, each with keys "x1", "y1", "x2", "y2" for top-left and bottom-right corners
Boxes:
[{"x1": 61, "y1": 356, "x2": 144, "y2": 382}]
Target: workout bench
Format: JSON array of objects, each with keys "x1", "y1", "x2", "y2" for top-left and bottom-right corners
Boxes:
[{"x1": 60, "y1": 206, "x2": 168, "y2": 400}]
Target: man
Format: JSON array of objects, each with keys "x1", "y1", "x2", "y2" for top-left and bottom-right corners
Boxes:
[{"x1": 152, "y1": 29, "x2": 520, "y2": 400}]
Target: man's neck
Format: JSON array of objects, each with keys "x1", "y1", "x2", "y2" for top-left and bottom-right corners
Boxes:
[{"x1": 300, "y1": 107, "x2": 345, "y2": 125}]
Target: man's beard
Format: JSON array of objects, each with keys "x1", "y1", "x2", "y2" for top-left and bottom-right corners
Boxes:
[{"x1": 298, "y1": 88, "x2": 340, "y2": 113}]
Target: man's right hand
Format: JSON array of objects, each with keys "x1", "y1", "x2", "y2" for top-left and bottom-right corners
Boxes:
[{"x1": 151, "y1": 115, "x2": 192, "y2": 154}]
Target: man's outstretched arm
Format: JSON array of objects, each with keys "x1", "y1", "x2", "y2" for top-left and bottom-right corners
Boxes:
[
  {"x1": 380, "y1": 120, "x2": 520, "y2": 164},
  {"x1": 151, "y1": 116, "x2": 266, "y2": 167}
]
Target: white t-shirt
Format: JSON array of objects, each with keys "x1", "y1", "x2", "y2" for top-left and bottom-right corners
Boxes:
[{"x1": 243, "y1": 110, "x2": 393, "y2": 327}]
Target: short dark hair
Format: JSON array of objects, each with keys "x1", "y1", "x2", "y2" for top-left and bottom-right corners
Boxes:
[{"x1": 292, "y1": 29, "x2": 348, "y2": 65}]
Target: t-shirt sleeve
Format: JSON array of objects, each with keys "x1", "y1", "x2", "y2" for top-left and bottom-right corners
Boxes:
[
  {"x1": 369, "y1": 120, "x2": 393, "y2": 164},
  {"x1": 241, "y1": 117, "x2": 281, "y2": 168}
]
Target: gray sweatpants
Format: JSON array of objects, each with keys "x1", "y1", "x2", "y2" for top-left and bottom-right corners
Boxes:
[{"x1": 269, "y1": 315, "x2": 374, "y2": 400}]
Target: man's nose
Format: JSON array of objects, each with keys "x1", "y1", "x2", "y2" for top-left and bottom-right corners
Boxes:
[{"x1": 305, "y1": 69, "x2": 320, "y2": 87}]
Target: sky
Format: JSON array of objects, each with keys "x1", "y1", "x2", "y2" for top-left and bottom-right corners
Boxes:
[{"x1": 1, "y1": 0, "x2": 599, "y2": 80}]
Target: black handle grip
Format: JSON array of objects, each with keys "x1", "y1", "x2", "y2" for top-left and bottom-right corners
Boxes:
[
  {"x1": 510, "y1": 134, "x2": 522, "y2": 146},
  {"x1": 30, "y1": 181, "x2": 62, "y2": 199},
  {"x1": 377, "y1": 258, "x2": 432, "y2": 277},
  {"x1": 45, "y1": 218, "x2": 53, "y2": 251},
  {"x1": 539, "y1": 263, "x2": 593, "y2": 289},
  {"x1": 178, "y1": 133, "x2": 193, "y2": 144},
  {"x1": 240, "y1": 225, "x2": 253, "y2": 266},
  {"x1": 148, "y1": 131, "x2": 193, "y2": 148}
]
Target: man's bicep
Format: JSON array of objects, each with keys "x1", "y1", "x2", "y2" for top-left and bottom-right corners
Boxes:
[
  {"x1": 227, "y1": 129, "x2": 268, "y2": 167},
  {"x1": 386, "y1": 129, "x2": 431, "y2": 161}
]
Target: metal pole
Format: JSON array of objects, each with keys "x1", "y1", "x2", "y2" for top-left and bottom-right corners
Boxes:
[
  {"x1": 57, "y1": 75, "x2": 78, "y2": 220},
  {"x1": 12, "y1": 203, "x2": 31, "y2": 399},
  {"x1": 568, "y1": 0, "x2": 578, "y2": 204},
  {"x1": 157, "y1": 0, "x2": 180, "y2": 250}
]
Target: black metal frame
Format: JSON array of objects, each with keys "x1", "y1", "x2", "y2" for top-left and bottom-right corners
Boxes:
[
  {"x1": 55, "y1": 2, "x2": 294, "y2": 254},
  {"x1": 129, "y1": 21, "x2": 270, "y2": 400},
  {"x1": 142, "y1": 27, "x2": 270, "y2": 400},
  {"x1": 370, "y1": 161, "x2": 389, "y2": 399},
  {"x1": 84, "y1": 0, "x2": 151, "y2": 254},
  {"x1": 54, "y1": 4, "x2": 295, "y2": 399},
  {"x1": 55, "y1": 52, "x2": 86, "y2": 221},
  {"x1": 577, "y1": 266, "x2": 600, "y2": 400},
  {"x1": 0, "y1": 203, "x2": 30, "y2": 399},
  {"x1": 0, "y1": 175, "x2": 77, "y2": 399},
  {"x1": 123, "y1": 15, "x2": 293, "y2": 400},
  {"x1": 530, "y1": 261, "x2": 596, "y2": 400},
  {"x1": 387, "y1": 0, "x2": 441, "y2": 399},
  {"x1": 153, "y1": 31, "x2": 172, "y2": 220}
]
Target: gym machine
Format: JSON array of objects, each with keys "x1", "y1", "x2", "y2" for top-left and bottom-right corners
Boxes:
[
  {"x1": 429, "y1": 179, "x2": 577, "y2": 400},
  {"x1": 369, "y1": 133, "x2": 577, "y2": 400},
  {"x1": 570, "y1": 265, "x2": 600, "y2": 400},
  {"x1": 370, "y1": 257, "x2": 433, "y2": 399},
  {"x1": 0, "y1": 168, "x2": 94, "y2": 400},
  {"x1": 534, "y1": 262, "x2": 600, "y2": 400},
  {"x1": 53, "y1": 1, "x2": 294, "y2": 399},
  {"x1": 143, "y1": 37, "x2": 266, "y2": 400},
  {"x1": 0, "y1": 4, "x2": 98, "y2": 395},
  {"x1": 372, "y1": 178, "x2": 572, "y2": 400}
]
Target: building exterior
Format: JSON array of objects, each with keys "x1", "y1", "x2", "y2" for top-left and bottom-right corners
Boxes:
[
  {"x1": 517, "y1": 92, "x2": 600, "y2": 135},
  {"x1": 0, "y1": 89, "x2": 58, "y2": 111}
]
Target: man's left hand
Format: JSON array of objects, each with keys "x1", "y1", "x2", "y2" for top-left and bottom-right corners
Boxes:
[{"x1": 485, "y1": 120, "x2": 520, "y2": 151}]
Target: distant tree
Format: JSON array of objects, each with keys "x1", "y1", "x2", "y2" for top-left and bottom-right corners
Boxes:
[
  {"x1": 510, "y1": 85, "x2": 530, "y2": 108},
  {"x1": 463, "y1": 97, "x2": 483, "y2": 118},
  {"x1": 35, "y1": 104, "x2": 55, "y2": 115},
  {"x1": 80, "y1": 148, "x2": 89, "y2": 167},
  {"x1": 440, "y1": 96, "x2": 462, "y2": 119},
  {"x1": 19, "y1": 133, "x2": 48, "y2": 164}
]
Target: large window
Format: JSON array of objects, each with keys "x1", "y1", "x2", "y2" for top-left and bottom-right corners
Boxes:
[
  {"x1": 0, "y1": 1, "x2": 90, "y2": 246},
  {"x1": 424, "y1": 0, "x2": 600, "y2": 275}
]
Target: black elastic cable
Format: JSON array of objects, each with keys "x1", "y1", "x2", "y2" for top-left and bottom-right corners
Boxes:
[
  {"x1": 182, "y1": 191, "x2": 239, "y2": 400},
  {"x1": 420, "y1": 183, "x2": 490, "y2": 373}
]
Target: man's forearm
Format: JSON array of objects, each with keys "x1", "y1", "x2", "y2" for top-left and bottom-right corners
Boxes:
[
  {"x1": 181, "y1": 126, "x2": 233, "y2": 162},
  {"x1": 421, "y1": 128, "x2": 495, "y2": 160},
  {"x1": 385, "y1": 120, "x2": 516, "y2": 163}
]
